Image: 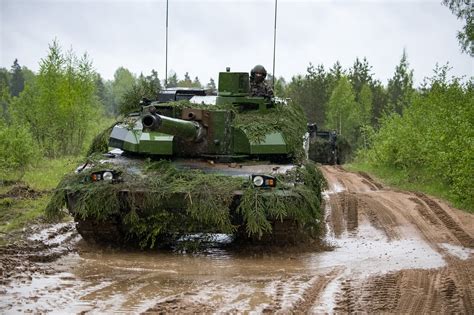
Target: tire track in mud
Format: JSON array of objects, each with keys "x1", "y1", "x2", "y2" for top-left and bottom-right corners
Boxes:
[
  {"x1": 291, "y1": 268, "x2": 343, "y2": 313},
  {"x1": 413, "y1": 192, "x2": 474, "y2": 248},
  {"x1": 326, "y1": 192, "x2": 358, "y2": 237},
  {"x1": 358, "y1": 272, "x2": 402, "y2": 312},
  {"x1": 354, "y1": 262, "x2": 474, "y2": 313},
  {"x1": 409, "y1": 197, "x2": 442, "y2": 227},
  {"x1": 333, "y1": 279, "x2": 356, "y2": 313},
  {"x1": 142, "y1": 297, "x2": 215, "y2": 314},
  {"x1": 357, "y1": 171, "x2": 384, "y2": 190},
  {"x1": 261, "y1": 279, "x2": 285, "y2": 313},
  {"x1": 3, "y1": 165, "x2": 473, "y2": 314},
  {"x1": 319, "y1": 165, "x2": 474, "y2": 314}
]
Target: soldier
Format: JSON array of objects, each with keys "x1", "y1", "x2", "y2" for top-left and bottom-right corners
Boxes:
[{"x1": 250, "y1": 65, "x2": 274, "y2": 99}]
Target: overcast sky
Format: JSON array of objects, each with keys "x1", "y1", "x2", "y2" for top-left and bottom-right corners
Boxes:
[{"x1": 1, "y1": 0, "x2": 472, "y2": 86}]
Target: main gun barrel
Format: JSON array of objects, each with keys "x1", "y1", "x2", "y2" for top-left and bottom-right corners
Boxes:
[{"x1": 142, "y1": 113, "x2": 203, "y2": 141}]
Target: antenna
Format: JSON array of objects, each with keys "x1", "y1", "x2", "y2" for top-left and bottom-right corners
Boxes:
[
  {"x1": 272, "y1": 0, "x2": 278, "y2": 88},
  {"x1": 165, "y1": 0, "x2": 169, "y2": 88}
]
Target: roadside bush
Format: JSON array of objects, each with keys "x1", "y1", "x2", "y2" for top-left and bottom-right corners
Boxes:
[
  {"x1": 358, "y1": 73, "x2": 473, "y2": 208},
  {"x1": 0, "y1": 120, "x2": 40, "y2": 179}
]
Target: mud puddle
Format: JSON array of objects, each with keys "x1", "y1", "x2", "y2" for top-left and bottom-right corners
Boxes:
[{"x1": 1, "y1": 166, "x2": 474, "y2": 313}]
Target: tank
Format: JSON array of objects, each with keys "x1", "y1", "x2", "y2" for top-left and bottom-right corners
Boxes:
[
  {"x1": 46, "y1": 69, "x2": 326, "y2": 247},
  {"x1": 308, "y1": 127, "x2": 351, "y2": 165}
]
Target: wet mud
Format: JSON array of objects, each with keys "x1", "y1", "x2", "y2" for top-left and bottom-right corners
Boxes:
[{"x1": 1, "y1": 165, "x2": 473, "y2": 313}]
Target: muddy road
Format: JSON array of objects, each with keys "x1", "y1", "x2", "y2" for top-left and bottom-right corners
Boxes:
[{"x1": 1, "y1": 165, "x2": 473, "y2": 313}]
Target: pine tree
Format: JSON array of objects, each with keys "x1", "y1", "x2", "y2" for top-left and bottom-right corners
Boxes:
[
  {"x1": 348, "y1": 57, "x2": 373, "y2": 103},
  {"x1": 329, "y1": 61, "x2": 344, "y2": 85},
  {"x1": 119, "y1": 70, "x2": 162, "y2": 114},
  {"x1": 370, "y1": 80, "x2": 388, "y2": 125},
  {"x1": 273, "y1": 76, "x2": 287, "y2": 97},
  {"x1": 94, "y1": 73, "x2": 107, "y2": 106},
  {"x1": 147, "y1": 69, "x2": 162, "y2": 92},
  {"x1": 10, "y1": 59, "x2": 25, "y2": 97},
  {"x1": 178, "y1": 72, "x2": 193, "y2": 87},
  {"x1": 192, "y1": 76, "x2": 201, "y2": 88},
  {"x1": 387, "y1": 50, "x2": 414, "y2": 115},
  {"x1": 206, "y1": 78, "x2": 216, "y2": 94},
  {"x1": 167, "y1": 72, "x2": 178, "y2": 88}
]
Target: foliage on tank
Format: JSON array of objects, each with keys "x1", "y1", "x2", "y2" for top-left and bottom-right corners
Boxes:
[
  {"x1": 86, "y1": 125, "x2": 115, "y2": 156},
  {"x1": 46, "y1": 159, "x2": 325, "y2": 248},
  {"x1": 309, "y1": 134, "x2": 351, "y2": 165},
  {"x1": 232, "y1": 100, "x2": 307, "y2": 161}
]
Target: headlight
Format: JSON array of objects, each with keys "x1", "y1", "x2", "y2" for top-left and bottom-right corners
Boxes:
[
  {"x1": 90, "y1": 170, "x2": 119, "y2": 182},
  {"x1": 251, "y1": 174, "x2": 276, "y2": 188},
  {"x1": 253, "y1": 175, "x2": 264, "y2": 187},
  {"x1": 103, "y1": 171, "x2": 113, "y2": 181}
]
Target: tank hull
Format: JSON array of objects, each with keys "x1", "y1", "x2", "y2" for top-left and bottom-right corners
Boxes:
[{"x1": 60, "y1": 154, "x2": 324, "y2": 247}]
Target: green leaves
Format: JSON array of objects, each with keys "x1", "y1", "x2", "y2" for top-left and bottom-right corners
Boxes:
[
  {"x1": 0, "y1": 120, "x2": 40, "y2": 180},
  {"x1": 359, "y1": 73, "x2": 474, "y2": 209},
  {"x1": 443, "y1": 0, "x2": 474, "y2": 57},
  {"x1": 9, "y1": 40, "x2": 101, "y2": 158},
  {"x1": 325, "y1": 76, "x2": 360, "y2": 144}
]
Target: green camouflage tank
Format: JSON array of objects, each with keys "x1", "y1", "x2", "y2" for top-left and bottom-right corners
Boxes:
[{"x1": 47, "y1": 69, "x2": 326, "y2": 248}]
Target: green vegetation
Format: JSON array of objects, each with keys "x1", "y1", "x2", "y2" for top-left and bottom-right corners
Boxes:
[
  {"x1": 443, "y1": 0, "x2": 474, "y2": 57},
  {"x1": 0, "y1": 121, "x2": 40, "y2": 180},
  {"x1": 0, "y1": 195, "x2": 50, "y2": 235},
  {"x1": 280, "y1": 54, "x2": 472, "y2": 213},
  {"x1": 45, "y1": 160, "x2": 325, "y2": 248},
  {"x1": 0, "y1": 40, "x2": 116, "y2": 234},
  {"x1": 233, "y1": 99, "x2": 307, "y2": 161},
  {"x1": 0, "y1": 157, "x2": 81, "y2": 234},
  {"x1": 9, "y1": 41, "x2": 99, "y2": 157},
  {"x1": 355, "y1": 67, "x2": 473, "y2": 212}
]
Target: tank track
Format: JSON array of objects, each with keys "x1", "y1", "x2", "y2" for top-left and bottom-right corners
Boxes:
[
  {"x1": 75, "y1": 216, "x2": 127, "y2": 244},
  {"x1": 234, "y1": 219, "x2": 308, "y2": 245}
]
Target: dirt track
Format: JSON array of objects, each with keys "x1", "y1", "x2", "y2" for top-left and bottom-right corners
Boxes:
[
  {"x1": 1, "y1": 165, "x2": 473, "y2": 313},
  {"x1": 319, "y1": 165, "x2": 474, "y2": 313}
]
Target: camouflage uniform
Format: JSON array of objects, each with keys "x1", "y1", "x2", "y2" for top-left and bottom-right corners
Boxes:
[
  {"x1": 249, "y1": 65, "x2": 274, "y2": 99},
  {"x1": 250, "y1": 81, "x2": 274, "y2": 99}
]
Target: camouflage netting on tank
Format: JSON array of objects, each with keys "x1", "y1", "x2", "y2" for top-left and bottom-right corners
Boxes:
[
  {"x1": 86, "y1": 124, "x2": 115, "y2": 156},
  {"x1": 46, "y1": 160, "x2": 326, "y2": 248},
  {"x1": 232, "y1": 100, "x2": 307, "y2": 162},
  {"x1": 309, "y1": 137, "x2": 336, "y2": 164},
  {"x1": 309, "y1": 135, "x2": 352, "y2": 165}
]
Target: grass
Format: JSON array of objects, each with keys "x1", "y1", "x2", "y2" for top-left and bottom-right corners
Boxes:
[
  {"x1": 0, "y1": 116, "x2": 115, "y2": 238},
  {"x1": 0, "y1": 195, "x2": 51, "y2": 234},
  {"x1": 23, "y1": 157, "x2": 82, "y2": 190},
  {"x1": 0, "y1": 157, "x2": 82, "y2": 234},
  {"x1": 346, "y1": 162, "x2": 473, "y2": 213}
]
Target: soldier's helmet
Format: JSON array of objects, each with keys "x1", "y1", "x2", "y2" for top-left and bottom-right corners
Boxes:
[{"x1": 250, "y1": 65, "x2": 267, "y2": 83}]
